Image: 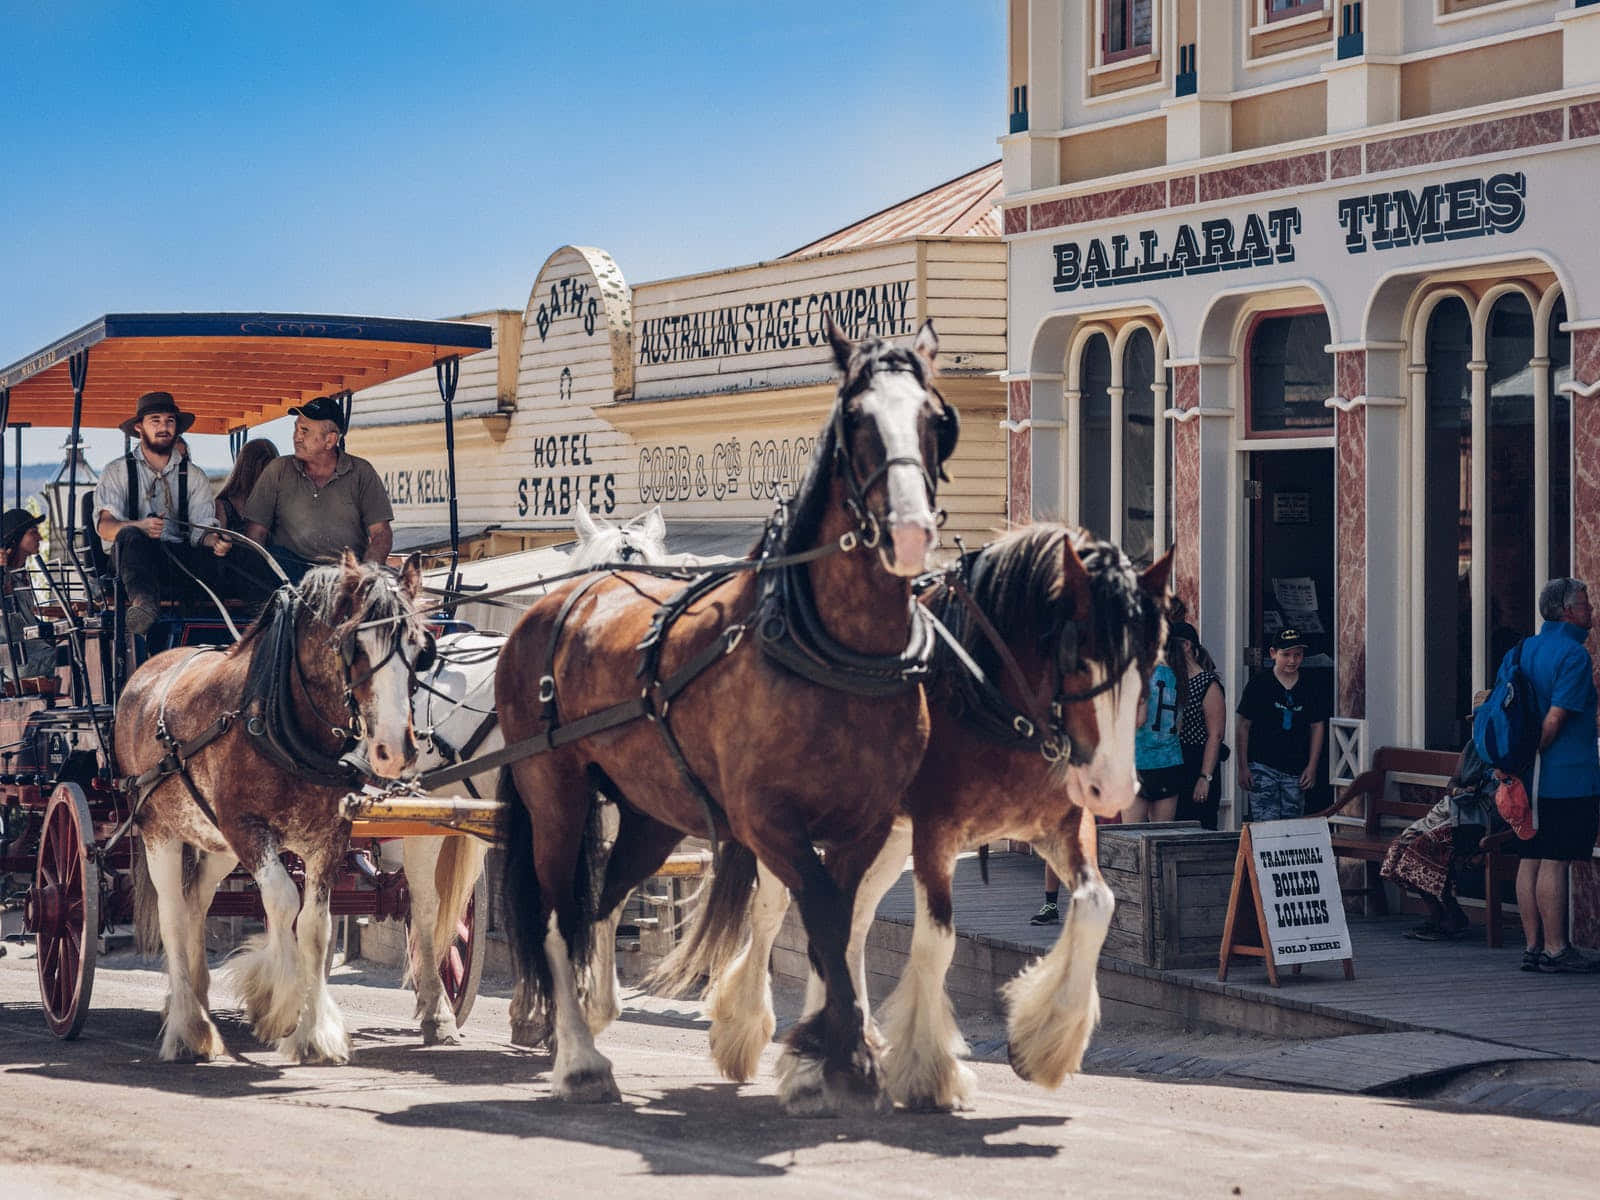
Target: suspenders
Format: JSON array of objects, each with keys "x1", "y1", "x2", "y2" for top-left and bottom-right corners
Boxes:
[{"x1": 122, "y1": 454, "x2": 190, "y2": 527}]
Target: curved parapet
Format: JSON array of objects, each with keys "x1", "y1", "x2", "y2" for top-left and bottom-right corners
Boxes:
[{"x1": 520, "y1": 245, "x2": 633, "y2": 403}]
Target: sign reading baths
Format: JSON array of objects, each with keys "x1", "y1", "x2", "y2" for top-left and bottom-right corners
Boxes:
[{"x1": 636, "y1": 282, "x2": 913, "y2": 365}]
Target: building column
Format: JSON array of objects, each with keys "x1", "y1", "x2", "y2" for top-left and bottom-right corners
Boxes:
[
  {"x1": 1333, "y1": 351, "x2": 1367, "y2": 721},
  {"x1": 1007, "y1": 378, "x2": 1032, "y2": 523},
  {"x1": 1564, "y1": 326, "x2": 1600, "y2": 949},
  {"x1": 1167, "y1": 364, "x2": 1202, "y2": 616}
]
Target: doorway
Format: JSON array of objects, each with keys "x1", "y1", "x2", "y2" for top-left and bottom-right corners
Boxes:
[{"x1": 1246, "y1": 448, "x2": 1336, "y2": 803}]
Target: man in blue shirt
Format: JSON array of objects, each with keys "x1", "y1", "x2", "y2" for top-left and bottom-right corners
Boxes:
[{"x1": 1514, "y1": 578, "x2": 1600, "y2": 973}]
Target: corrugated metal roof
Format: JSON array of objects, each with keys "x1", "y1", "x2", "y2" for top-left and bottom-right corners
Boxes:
[{"x1": 784, "y1": 162, "x2": 1002, "y2": 258}]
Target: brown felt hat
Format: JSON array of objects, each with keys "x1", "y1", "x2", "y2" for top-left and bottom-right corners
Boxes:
[{"x1": 120, "y1": 391, "x2": 196, "y2": 438}]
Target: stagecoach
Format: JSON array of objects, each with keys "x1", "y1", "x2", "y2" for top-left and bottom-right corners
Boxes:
[{"x1": 0, "y1": 312, "x2": 497, "y2": 1038}]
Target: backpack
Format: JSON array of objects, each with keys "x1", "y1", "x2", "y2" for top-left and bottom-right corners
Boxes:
[{"x1": 1473, "y1": 639, "x2": 1540, "y2": 776}]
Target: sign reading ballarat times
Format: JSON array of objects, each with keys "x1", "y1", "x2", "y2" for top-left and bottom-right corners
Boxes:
[{"x1": 1249, "y1": 817, "x2": 1352, "y2": 966}]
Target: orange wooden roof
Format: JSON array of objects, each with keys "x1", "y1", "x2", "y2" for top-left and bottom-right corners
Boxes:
[
  {"x1": 0, "y1": 313, "x2": 493, "y2": 434},
  {"x1": 784, "y1": 162, "x2": 1002, "y2": 258}
]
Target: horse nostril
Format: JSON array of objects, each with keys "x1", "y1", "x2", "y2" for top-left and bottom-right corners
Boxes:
[{"x1": 373, "y1": 745, "x2": 391, "y2": 762}]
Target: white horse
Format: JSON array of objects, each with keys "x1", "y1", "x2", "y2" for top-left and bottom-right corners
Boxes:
[{"x1": 396, "y1": 504, "x2": 672, "y2": 1044}]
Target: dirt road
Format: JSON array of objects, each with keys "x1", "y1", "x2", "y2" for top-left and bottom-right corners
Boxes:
[{"x1": 1, "y1": 948, "x2": 1590, "y2": 1198}]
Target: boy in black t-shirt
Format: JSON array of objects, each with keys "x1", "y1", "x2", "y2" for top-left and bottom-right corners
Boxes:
[{"x1": 1236, "y1": 628, "x2": 1330, "y2": 821}]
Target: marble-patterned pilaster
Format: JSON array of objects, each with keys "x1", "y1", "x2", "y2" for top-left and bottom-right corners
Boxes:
[
  {"x1": 1007, "y1": 379, "x2": 1031, "y2": 524},
  {"x1": 1334, "y1": 352, "x2": 1367, "y2": 720},
  {"x1": 1170, "y1": 365, "x2": 1201, "y2": 618},
  {"x1": 1567, "y1": 327, "x2": 1600, "y2": 948}
]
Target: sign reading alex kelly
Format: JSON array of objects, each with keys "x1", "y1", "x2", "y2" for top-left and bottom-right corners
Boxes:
[{"x1": 1249, "y1": 818, "x2": 1352, "y2": 965}]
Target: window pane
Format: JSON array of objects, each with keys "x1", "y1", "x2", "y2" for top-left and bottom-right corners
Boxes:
[
  {"x1": 1122, "y1": 328, "x2": 1156, "y2": 566},
  {"x1": 1131, "y1": 0, "x2": 1152, "y2": 47},
  {"x1": 1423, "y1": 298, "x2": 1472, "y2": 751},
  {"x1": 1106, "y1": 0, "x2": 1151, "y2": 55},
  {"x1": 1248, "y1": 312, "x2": 1334, "y2": 433},
  {"x1": 1486, "y1": 294, "x2": 1536, "y2": 671},
  {"x1": 1549, "y1": 297, "x2": 1571, "y2": 580},
  {"x1": 1107, "y1": 0, "x2": 1127, "y2": 53},
  {"x1": 1079, "y1": 334, "x2": 1112, "y2": 540}
]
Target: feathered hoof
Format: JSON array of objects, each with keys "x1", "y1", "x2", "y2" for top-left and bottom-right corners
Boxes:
[
  {"x1": 708, "y1": 1008, "x2": 775, "y2": 1083},
  {"x1": 893, "y1": 1061, "x2": 977, "y2": 1113},
  {"x1": 510, "y1": 1017, "x2": 553, "y2": 1049},
  {"x1": 279, "y1": 1030, "x2": 351, "y2": 1066},
  {"x1": 1005, "y1": 1038, "x2": 1035, "y2": 1083},
  {"x1": 159, "y1": 1018, "x2": 226, "y2": 1063},
  {"x1": 421, "y1": 1017, "x2": 462, "y2": 1047},
  {"x1": 554, "y1": 1065, "x2": 621, "y2": 1104},
  {"x1": 776, "y1": 1050, "x2": 889, "y2": 1118}
]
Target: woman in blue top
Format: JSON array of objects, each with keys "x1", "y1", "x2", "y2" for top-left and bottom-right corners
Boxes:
[{"x1": 1128, "y1": 649, "x2": 1184, "y2": 823}]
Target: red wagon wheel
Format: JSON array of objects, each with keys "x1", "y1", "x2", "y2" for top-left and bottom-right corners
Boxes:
[
  {"x1": 439, "y1": 874, "x2": 487, "y2": 1026},
  {"x1": 27, "y1": 784, "x2": 100, "y2": 1039}
]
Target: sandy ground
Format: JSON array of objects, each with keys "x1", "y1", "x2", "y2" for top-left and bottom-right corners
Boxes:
[{"x1": 2, "y1": 944, "x2": 1597, "y2": 1199}]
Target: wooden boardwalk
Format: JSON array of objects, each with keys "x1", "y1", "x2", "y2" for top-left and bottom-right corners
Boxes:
[{"x1": 865, "y1": 850, "x2": 1600, "y2": 1065}]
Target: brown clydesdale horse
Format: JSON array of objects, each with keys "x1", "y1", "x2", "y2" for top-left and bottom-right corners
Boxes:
[
  {"x1": 496, "y1": 317, "x2": 956, "y2": 1114},
  {"x1": 661, "y1": 525, "x2": 1170, "y2": 1109},
  {"x1": 123, "y1": 553, "x2": 432, "y2": 1063}
]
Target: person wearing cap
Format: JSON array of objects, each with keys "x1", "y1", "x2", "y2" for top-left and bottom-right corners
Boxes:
[
  {"x1": 1235, "y1": 627, "x2": 1329, "y2": 821},
  {"x1": 1, "y1": 507, "x2": 58, "y2": 679},
  {"x1": 241, "y1": 395, "x2": 394, "y2": 584},
  {"x1": 93, "y1": 391, "x2": 230, "y2": 636}
]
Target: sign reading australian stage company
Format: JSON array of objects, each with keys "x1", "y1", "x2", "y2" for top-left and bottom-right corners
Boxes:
[{"x1": 636, "y1": 281, "x2": 913, "y2": 365}]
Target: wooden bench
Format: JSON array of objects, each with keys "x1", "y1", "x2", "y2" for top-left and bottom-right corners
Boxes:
[{"x1": 1310, "y1": 746, "x2": 1519, "y2": 946}]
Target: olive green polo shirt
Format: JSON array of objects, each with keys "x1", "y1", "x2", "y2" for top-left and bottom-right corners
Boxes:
[{"x1": 244, "y1": 452, "x2": 394, "y2": 563}]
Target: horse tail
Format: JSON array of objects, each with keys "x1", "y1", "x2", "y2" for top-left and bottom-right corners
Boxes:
[
  {"x1": 132, "y1": 838, "x2": 162, "y2": 959},
  {"x1": 428, "y1": 834, "x2": 489, "y2": 974},
  {"x1": 498, "y1": 765, "x2": 549, "y2": 1008},
  {"x1": 645, "y1": 840, "x2": 759, "y2": 998}
]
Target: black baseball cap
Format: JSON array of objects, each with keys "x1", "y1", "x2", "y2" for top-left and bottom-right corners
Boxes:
[
  {"x1": 288, "y1": 395, "x2": 348, "y2": 434},
  {"x1": 1270, "y1": 628, "x2": 1310, "y2": 652}
]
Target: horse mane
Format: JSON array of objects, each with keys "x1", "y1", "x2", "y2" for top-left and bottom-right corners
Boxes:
[
  {"x1": 958, "y1": 524, "x2": 1153, "y2": 677},
  {"x1": 226, "y1": 560, "x2": 416, "y2": 657},
  {"x1": 779, "y1": 334, "x2": 939, "y2": 556}
]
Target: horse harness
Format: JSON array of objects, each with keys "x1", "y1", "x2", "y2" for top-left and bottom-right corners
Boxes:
[
  {"x1": 115, "y1": 587, "x2": 425, "y2": 837},
  {"x1": 921, "y1": 551, "x2": 1131, "y2": 767}
]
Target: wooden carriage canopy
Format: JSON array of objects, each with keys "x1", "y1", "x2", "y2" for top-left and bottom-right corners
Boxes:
[{"x1": 0, "y1": 312, "x2": 494, "y2": 433}]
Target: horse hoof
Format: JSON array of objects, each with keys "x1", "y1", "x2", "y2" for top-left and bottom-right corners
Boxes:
[
  {"x1": 556, "y1": 1067, "x2": 621, "y2": 1104},
  {"x1": 421, "y1": 1020, "x2": 461, "y2": 1047},
  {"x1": 511, "y1": 1020, "x2": 552, "y2": 1049},
  {"x1": 1006, "y1": 1040, "x2": 1036, "y2": 1083}
]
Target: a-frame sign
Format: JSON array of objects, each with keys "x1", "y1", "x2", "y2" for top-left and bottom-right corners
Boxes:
[{"x1": 1218, "y1": 818, "x2": 1355, "y2": 987}]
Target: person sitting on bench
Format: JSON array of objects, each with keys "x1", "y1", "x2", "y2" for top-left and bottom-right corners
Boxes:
[
  {"x1": 93, "y1": 391, "x2": 232, "y2": 635},
  {"x1": 241, "y1": 395, "x2": 394, "y2": 584},
  {"x1": 1, "y1": 507, "x2": 59, "y2": 679},
  {"x1": 1379, "y1": 689, "x2": 1506, "y2": 941}
]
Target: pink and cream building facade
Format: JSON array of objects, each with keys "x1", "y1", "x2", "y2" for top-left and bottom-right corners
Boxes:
[{"x1": 1005, "y1": 0, "x2": 1600, "y2": 852}]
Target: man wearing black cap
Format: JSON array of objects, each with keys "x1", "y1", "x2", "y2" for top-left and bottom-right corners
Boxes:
[
  {"x1": 93, "y1": 391, "x2": 231, "y2": 635},
  {"x1": 241, "y1": 395, "x2": 394, "y2": 583},
  {"x1": 1235, "y1": 627, "x2": 1329, "y2": 821}
]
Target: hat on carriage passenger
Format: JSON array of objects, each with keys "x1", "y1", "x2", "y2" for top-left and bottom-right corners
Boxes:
[
  {"x1": 120, "y1": 391, "x2": 196, "y2": 437},
  {"x1": 0, "y1": 507, "x2": 45, "y2": 550},
  {"x1": 287, "y1": 394, "x2": 348, "y2": 434}
]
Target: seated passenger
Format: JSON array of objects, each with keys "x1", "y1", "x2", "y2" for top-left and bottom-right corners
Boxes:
[
  {"x1": 93, "y1": 392, "x2": 232, "y2": 635},
  {"x1": 1379, "y1": 689, "x2": 1506, "y2": 940},
  {"x1": 242, "y1": 396, "x2": 393, "y2": 585},
  {"x1": 212, "y1": 437, "x2": 278, "y2": 601},
  {"x1": 0, "y1": 508, "x2": 59, "y2": 679}
]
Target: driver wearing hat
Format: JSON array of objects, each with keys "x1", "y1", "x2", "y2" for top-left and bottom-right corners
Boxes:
[{"x1": 93, "y1": 390, "x2": 230, "y2": 635}]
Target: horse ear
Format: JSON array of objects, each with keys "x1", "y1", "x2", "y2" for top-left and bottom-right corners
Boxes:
[
  {"x1": 1140, "y1": 548, "x2": 1175, "y2": 600},
  {"x1": 1062, "y1": 530, "x2": 1091, "y2": 589},
  {"x1": 637, "y1": 504, "x2": 665, "y2": 544},
  {"x1": 399, "y1": 552, "x2": 422, "y2": 600},
  {"x1": 912, "y1": 319, "x2": 939, "y2": 370},
  {"x1": 824, "y1": 314, "x2": 853, "y2": 374},
  {"x1": 573, "y1": 502, "x2": 599, "y2": 542}
]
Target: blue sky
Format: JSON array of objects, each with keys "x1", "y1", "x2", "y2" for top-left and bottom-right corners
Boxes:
[{"x1": 0, "y1": 2, "x2": 1004, "y2": 469}]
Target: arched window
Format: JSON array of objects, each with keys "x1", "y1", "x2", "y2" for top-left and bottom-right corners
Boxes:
[
  {"x1": 1079, "y1": 333, "x2": 1112, "y2": 541},
  {"x1": 1247, "y1": 310, "x2": 1335, "y2": 434},
  {"x1": 1121, "y1": 328, "x2": 1157, "y2": 565},
  {"x1": 1421, "y1": 297, "x2": 1472, "y2": 751},
  {"x1": 1485, "y1": 293, "x2": 1536, "y2": 671}
]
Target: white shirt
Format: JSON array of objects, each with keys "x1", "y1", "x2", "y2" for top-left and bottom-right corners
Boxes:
[{"x1": 93, "y1": 447, "x2": 216, "y2": 551}]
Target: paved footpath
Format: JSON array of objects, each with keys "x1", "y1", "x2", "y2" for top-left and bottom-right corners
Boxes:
[{"x1": 2, "y1": 948, "x2": 1596, "y2": 1199}]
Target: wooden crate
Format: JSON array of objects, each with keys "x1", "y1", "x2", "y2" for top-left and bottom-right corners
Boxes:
[{"x1": 1098, "y1": 822, "x2": 1242, "y2": 970}]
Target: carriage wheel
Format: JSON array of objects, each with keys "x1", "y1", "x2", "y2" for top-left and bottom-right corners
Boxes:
[
  {"x1": 439, "y1": 874, "x2": 488, "y2": 1027},
  {"x1": 28, "y1": 784, "x2": 100, "y2": 1039}
]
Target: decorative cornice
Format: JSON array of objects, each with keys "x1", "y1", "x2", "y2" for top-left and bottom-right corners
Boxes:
[
  {"x1": 999, "y1": 417, "x2": 1067, "y2": 432},
  {"x1": 1559, "y1": 379, "x2": 1600, "y2": 399},
  {"x1": 1164, "y1": 406, "x2": 1234, "y2": 423},
  {"x1": 1324, "y1": 394, "x2": 1406, "y2": 412}
]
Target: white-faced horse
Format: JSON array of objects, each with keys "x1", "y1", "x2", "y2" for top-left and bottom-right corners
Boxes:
[
  {"x1": 124, "y1": 554, "x2": 431, "y2": 1062},
  {"x1": 397, "y1": 503, "x2": 674, "y2": 1044}
]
